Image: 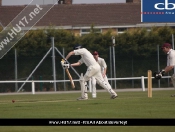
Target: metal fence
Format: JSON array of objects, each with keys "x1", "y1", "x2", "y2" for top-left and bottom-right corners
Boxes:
[{"x1": 0, "y1": 36, "x2": 174, "y2": 92}]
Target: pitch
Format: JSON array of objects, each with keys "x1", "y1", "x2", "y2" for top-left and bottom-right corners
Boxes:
[{"x1": 0, "y1": 89, "x2": 175, "y2": 131}]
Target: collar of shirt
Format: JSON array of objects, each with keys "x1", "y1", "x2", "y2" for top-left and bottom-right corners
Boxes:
[{"x1": 167, "y1": 49, "x2": 173, "y2": 55}]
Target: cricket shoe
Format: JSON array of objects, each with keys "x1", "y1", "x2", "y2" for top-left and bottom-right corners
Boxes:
[
  {"x1": 111, "y1": 94, "x2": 118, "y2": 99},
  {"x1": 77, "y1": 97, "x2": 88, "y2": 100}
]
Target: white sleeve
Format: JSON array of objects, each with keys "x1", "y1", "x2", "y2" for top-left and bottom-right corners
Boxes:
[
  {"x1": 101, "y1": 58, "x2": 107, "y2": 69},
  {"x1": 169, "y1": 51, "x2": 175, "y2": 66},
  {"x1": 78, "y1": 58, "x2": 84, "y2": 64},
  {"x1": 74, "y1": 49, "x2": 84, "y2": 55}
]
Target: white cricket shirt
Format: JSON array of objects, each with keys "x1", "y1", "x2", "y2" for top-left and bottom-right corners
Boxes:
[
  {"x1": 74, "y1": 48, "x2": 97, "y2": 67},
  {"x1": 96, "y1": 57, "x2": 107, "y2": 71},
  {"x1": 167, "y1": 49, "x2": 175, "y2": 66}
]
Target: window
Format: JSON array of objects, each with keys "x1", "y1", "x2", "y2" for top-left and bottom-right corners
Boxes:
[
  {"x1": 58, "y1": 0, "x2": 65, "y2": 4},
  {"x1": 170, "y1": 26, "x2": 175, "y2": 29},
  {"x1": 146, "y1": 27, "x2": 151, "y2": 32},
  {"x1": 80, "y1": 28, "x2": 102, "y2": 36},
  {"x1": 117, "y1": 28, "x2": 127, "y2": 34}
]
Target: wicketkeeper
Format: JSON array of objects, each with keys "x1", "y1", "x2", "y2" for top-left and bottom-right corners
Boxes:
[
  {"x1": 61, "y1": 44, "x2": 118, "y2": 100},
  {"x1": 154, "y1": 43, "x2": 175, "y2": 97}
]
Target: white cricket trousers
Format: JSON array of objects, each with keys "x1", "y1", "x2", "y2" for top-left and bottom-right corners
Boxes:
[
  {"x1": 91, "y1": 75, "x2": 109, "y2": 98},
  {"x1": 80, "y1": 63, "x2": 117, "y2": 98}
]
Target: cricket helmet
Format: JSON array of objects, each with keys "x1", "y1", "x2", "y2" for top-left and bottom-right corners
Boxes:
[{"x1": 73, "y1": 44, "x2": 82, "y2": 50}]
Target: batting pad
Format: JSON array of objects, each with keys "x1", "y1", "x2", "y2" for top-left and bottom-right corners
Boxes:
[{"x1": 79, "y1": 73, "x2": 88, "y2": 99}]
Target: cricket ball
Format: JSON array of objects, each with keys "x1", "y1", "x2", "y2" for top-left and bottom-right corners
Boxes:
[{"x1": 12, "y1": 100, "x2": 15, "y2": 103}]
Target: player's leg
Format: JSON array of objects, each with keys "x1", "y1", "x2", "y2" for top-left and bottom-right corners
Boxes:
[
  {"x1": 103, "y1": 75, "x2": 109, "y2": 84},
  {"x1": 91, "y1": 77, "x2": 97, "y2": 98},
  {"x1": 78, "y1": 73, "x2": 88, "y2": 100},
  {"x1": 79, "y1": 65, "x2": 98, "y2": 99},
  {"x1": 78, "y1": 65, "x2": 95, "y2": 100},
  {"x1": 94, "y1": 67, "x2": 117, "y2": 99},
  {"x1": 91, "y1": 75, "x2": 109, "y2": 98},
  {"x1": 96, "y1": 78, "x2": 117, "y2": 99},
  {"x1": 171, "y1": 74, "x2": 175, "y2": 97}
]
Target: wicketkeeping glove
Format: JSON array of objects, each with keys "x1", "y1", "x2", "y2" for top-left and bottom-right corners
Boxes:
[
  {"x1": 154, "y1": 71, "x2": 162, "y2": 80},
  {"x1": 154, "y1": 69, "x2": 165, "y2": 80},
  {"x1": 159, "y1": 69, "x2": 165, "y2": 76}
]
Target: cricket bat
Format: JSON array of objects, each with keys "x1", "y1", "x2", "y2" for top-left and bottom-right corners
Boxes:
[
  {"x1": 61, "y1": 59, "x2": 75, "y2": 89},
  {"x1": 65, "y1": 69, "x2": 75, "y2": 89}
]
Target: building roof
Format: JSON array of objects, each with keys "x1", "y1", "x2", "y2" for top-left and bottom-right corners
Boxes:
[{"x1": 0, "y1": 3, "x2": 141, "y2": 28}]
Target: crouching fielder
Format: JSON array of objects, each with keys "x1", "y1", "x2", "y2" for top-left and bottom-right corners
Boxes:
[
  {"x1": 154, "y1": 43, "x2": 175, "y2": 97},
  {"x1": 64, "y1": 44, "x2": 117, "y2": 100}
]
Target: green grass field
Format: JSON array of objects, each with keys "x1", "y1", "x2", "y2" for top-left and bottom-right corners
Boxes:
[{"x1": 0, "y1": 89, "x2": 175, "y2": 132}]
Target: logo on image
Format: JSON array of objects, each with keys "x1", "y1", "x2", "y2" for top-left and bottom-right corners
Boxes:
[{"x1": 142, "y1": 0, "x2": 175, "y2": 22}]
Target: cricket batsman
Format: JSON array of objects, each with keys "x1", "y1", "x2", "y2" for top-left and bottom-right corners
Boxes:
[{"x1": 61, "y1": 44, "x2": 118, "y2": 100}]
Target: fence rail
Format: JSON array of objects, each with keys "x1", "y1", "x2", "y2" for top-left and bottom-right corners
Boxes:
[{"x1": 0, "y1": 76, "x2": 171, "y2": 94}]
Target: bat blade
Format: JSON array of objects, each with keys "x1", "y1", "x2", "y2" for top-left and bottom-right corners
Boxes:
[
  {"x1": 65, "y1": 69, "x2": 75, "y2": 89},
  {"x1": 61, "y1": 59, "x2": 75, "y2": 89}
]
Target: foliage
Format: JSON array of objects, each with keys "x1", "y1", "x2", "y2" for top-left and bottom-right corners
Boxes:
[
  {"x1": 12, "y1": 26, "x2": 175, "y2": 58},
  {"x1": 78, "y1": 31, "x2": 112, "y2": 59},
  {"x1": 15, "y1": 29, "x2": 47, "y2": 56},
  {"x1": 0, "y1": 26, "x2": 2, "y2": 32},
  {"x1": 116, "y1": 27, "x2": 170, "y2": 57},
  {"x1": 0, "y1": 26, "x2": 175, "y2": 90},
  {"x1": 46, "y1": 26, "x2": 75, "y2": 50}
]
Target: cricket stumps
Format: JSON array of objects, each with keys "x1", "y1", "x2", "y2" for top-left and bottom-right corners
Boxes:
[{"x1": 148, "y1": 70, "x2": 152, "y2": 98}]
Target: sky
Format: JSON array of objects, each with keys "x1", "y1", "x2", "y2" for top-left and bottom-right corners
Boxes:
[
  {"x1": 2, "y1": 0, "x2": 58, "y2": 5},
  {"x1": 2, "y1": 0, "x2": 32, "y2": 5},
  {"x1": 73, "y1": 0, "x2": 125, "y2": 4},
  {"x1": 2, "y1": 0, "x2": 126, "y2": 5}
]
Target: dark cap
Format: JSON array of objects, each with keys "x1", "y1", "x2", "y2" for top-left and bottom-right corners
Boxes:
[
  {"x1": 73, "y1": 44, "x2": 82, "y2": 50},
  {"x1": 93, "y1": 51, "x2": 98, "y2": 55},
  {"x1": 161, "y1": 43, "x2": 171, "y2": 49}
]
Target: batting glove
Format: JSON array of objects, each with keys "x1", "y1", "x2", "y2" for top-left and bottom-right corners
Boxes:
[
  {"x1": 61, "y1": 59, "x2": 70, "y2": 69},
  {"x1": 63, "y1": 63, "x2": 70, "y2": 69}
]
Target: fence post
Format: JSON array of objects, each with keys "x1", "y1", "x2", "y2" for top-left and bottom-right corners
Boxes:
[
  {"x1": 141, "y1": 76, "x2": 145, "y2": 91},
  {"x1": 32, "y1": 81, "x2": 35, "y2": 94}
]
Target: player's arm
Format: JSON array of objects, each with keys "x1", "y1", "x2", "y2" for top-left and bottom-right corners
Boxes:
[
  {"x1": 162, "y1": 53, "x2": 175, "y2": 74},
  {"x1": 154, "y1": 66, "x2": 174, "y2": 80},
  {"x1": 163, "y1": 66, "x2": 174, "y2": 73},
  {"x1": 103, "y1": 68, "x2": 107, "y2": 76},
  {"x1": 71, "y1": 62, "x2": 82, "y2": 67},
  {"x1": 101, "y1": 59, "x2": 107, "y2": 77},
  {"x1": 65, "y1": 51, "x2": 75, "y2": 60},
  {"x1": 70, "y1": 58, "x2": 83, "y2": 67},
  {"x1": 154, "y1": 51, "x2": 175, "y2": 79}
]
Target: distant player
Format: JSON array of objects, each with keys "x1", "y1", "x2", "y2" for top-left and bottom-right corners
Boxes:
[
  {"x1": 62, "y1": 44, "x2": 117, "y2": 100},
  {"x1": 91, "y1": 51, "x2": 110, "y2": 98},
  {"x1": 154, "y1": 43, "x2": 175, "y2": 97}
]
